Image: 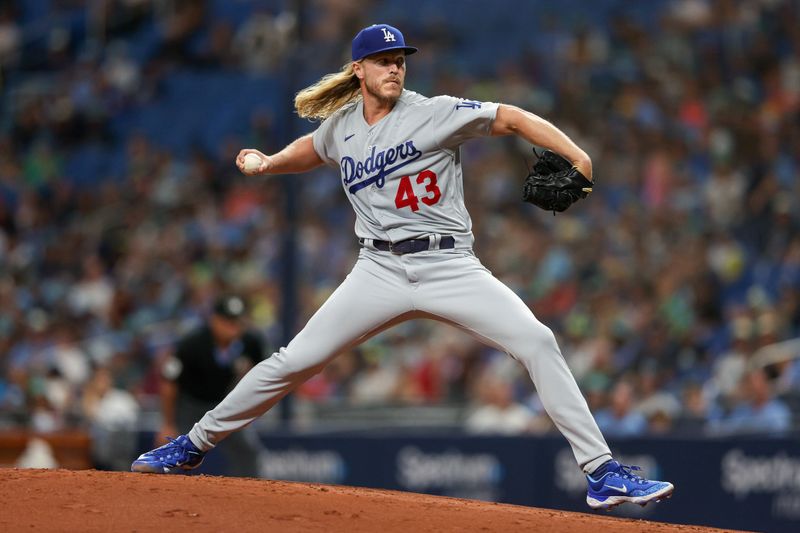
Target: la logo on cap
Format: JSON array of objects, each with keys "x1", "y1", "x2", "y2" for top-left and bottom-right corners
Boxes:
[
  {"x1": 381, "y1": 27, "x2": 396, "y2": 42},
  {"x1": 351, "y1": 23, "x2": 417, "y2": 61}
]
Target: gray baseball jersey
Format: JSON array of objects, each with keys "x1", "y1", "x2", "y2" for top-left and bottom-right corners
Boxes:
[
  {"x1": 312, "y1": 90, "x2": 495, "y2": 245},
  {"x1": 188, "y1": 89, "x2": 612, "y2": 475}
]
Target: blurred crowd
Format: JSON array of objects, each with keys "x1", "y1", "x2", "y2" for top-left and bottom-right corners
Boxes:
[{"x1": 1, "y1": 0, "x2": 800, "y2": 449}]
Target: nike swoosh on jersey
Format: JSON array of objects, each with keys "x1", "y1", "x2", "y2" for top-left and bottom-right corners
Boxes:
[
  {"x1": 345, "y1": 134, "x2": 355, "y2": 142},
  {"x1": 606, "y1": 484, "x2": 628, "y2": 493}
]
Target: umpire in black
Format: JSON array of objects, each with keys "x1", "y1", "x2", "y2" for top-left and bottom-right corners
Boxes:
[{"x1": 160, "y1": 294, "x2": 269, "y2": 477}]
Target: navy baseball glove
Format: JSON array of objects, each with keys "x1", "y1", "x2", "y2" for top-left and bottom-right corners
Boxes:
[{"x1": 523, "y1": 149, "x2": 594, "y2": 213}]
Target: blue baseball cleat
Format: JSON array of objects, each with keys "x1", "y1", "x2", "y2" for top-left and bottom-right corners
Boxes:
[
  {"x1": 586, "y1": 460, "x2": 674, "y2": 510},
  {"x1": 131, "y1": 435, "x2": 205, "y2": 474}
]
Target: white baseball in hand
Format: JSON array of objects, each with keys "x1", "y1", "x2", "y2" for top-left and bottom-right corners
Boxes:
[{"x1": 243, "y1": 153, "x2": 263, "y2": 172}]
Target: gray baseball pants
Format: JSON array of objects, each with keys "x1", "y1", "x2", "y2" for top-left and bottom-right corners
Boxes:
[{"x1": 188, "y1": 247, "x2": 612, "y2": 473}]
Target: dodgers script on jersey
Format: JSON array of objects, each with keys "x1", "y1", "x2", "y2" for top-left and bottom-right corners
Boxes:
[{"x1": 312, "y1": 90, "x2": 498, "y2": 244}]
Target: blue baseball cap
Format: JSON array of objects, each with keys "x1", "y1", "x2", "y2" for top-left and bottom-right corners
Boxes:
[{"x1": 351, "y1": 24, "x2": 418, "y2": 61}]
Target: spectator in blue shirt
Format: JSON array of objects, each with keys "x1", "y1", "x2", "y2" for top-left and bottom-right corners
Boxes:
[
  {"x1": 709, "y1": 368, "x2": 791, "y2": 436},
  {"x1": 594, "y1": 380, "x2": 647, "y2": 437}
]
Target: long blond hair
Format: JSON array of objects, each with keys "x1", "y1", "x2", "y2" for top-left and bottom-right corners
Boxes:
[{"x1": 294, "y1": 62, "x2": 362, "y2": 121}]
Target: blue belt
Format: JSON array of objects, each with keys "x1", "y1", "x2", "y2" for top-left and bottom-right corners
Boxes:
[{"x1": 360, "y1": 236, "x2": 455, "y2": 255}]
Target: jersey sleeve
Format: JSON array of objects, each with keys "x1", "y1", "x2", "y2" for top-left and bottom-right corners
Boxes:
[
  {"x1": 311, "y1": 118, "x2": 339, "y2": 168},
  {"x1": 430, "y1": 96, "x2": 499, "y2": 149}
]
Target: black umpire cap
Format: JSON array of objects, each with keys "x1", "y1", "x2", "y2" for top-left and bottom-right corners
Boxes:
[{"x1": 212, "y1": 295, "x2": 247, "y2": 321}]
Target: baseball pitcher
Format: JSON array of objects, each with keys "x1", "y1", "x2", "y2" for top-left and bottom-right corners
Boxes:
[{"x1": 132, "y1": 23, "x2": 674, "y2": 510}]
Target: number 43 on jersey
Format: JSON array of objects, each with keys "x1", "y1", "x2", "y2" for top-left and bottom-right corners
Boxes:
[{"x1": 394, "y1": 170, "x2": 441, "y2": 212}]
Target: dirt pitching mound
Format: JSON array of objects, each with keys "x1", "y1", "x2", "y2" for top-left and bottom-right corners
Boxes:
[{"x1": 0, "y1": 469, "x2": 737, "y2": 532}]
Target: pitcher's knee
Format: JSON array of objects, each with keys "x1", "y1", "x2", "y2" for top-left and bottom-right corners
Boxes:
[
  {"x1": 530, "y1": 322, "x2": 560, "y2": 349},
  {"x1": 513, "y1": 324, "x2": 562, "y2": 362},
  {"x1": 265, "y1": 346, "x2": 333, "y2": 379}
]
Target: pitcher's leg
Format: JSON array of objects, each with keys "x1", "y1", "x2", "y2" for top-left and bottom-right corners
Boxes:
[
  {"x1": 189, "y1": 254, "x2": 412, "y2": 450},
  {"x1": 416, "y1": 253, "x2": 611, "y2": 472}
]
